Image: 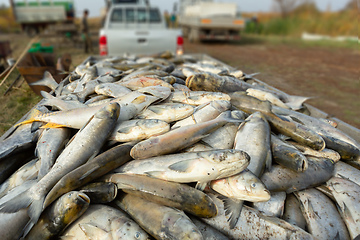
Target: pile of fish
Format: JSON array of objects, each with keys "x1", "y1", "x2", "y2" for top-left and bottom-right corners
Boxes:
[{"x1": 0, "y1": 51, "x2": 359, "y2": 240}]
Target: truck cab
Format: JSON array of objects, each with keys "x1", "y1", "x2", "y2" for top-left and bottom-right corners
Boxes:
[{"x1": 99, "y1": 0, "x2": 183, "y2": 56}]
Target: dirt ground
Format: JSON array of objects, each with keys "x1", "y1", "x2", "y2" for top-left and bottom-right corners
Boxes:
[{"x1": 184, "y1": 38, "x2": 360, "y2": 129}]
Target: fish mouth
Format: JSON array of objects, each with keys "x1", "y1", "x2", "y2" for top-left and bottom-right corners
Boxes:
[{"x1": 78, "y1": 193, "x2": 91, "y2": 203}]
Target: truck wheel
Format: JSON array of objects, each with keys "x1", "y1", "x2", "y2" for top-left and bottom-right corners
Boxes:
[
  {"x1": 24, "y1": 26, "x2": 38, "y2": 37},
  {"x1": 189, "y1": 28, "x2": 200, "y2": 43},
  {"x1": 182, "y1": 27, "x2": 189, "y2": 38}
]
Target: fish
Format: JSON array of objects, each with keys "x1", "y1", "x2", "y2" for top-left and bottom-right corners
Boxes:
[
  {"x1": 185, "y1": 72, "x2": 254, "y2": 93},
  {"x1": 109, "y1": 119, "x2": 170, "y2": 142},
  {"x1": 246, "y1": 88, "x2": 291, "y2": 109},
  {"x1": 119, "y1": 76, "x2": 174, "y2": 91},
  {"x1": 200, "y1": 193, "x2": 314, "y2": 240},
  {"x1": 114, "y1": 193, "x2": 204, "y2": 240},
  {"x1": 272, "y1": 105, "x2": 360, "y2": 159},
  {"x1": 0, "y1": 106, "x2": 45, "y2": 161},
  {"x1": 289, "y1": 141, "x2": 341, "y2": 163},
  {"x1": 189, "y1": 216, "x2": 230, "y2": 240},
  {"x1": 79, "y1": 182, "x2": 118, "y2": 204},
  {"x1": 271, "y1": 134, "x2": 308, "y2": 172},
  {"x1": 210, "y1": 168, "x2": 270, "y2": 202},
  {"x1": 135, "y1": 102, "x2": 194, "y2": 123},
  {"x1": 201, "y1": 121, "x2": 240, "y2": 150},
  {"x1": 102, "y1": 173, "x2": 218, "y2": 218},
  {"x1": 25, "y1": 191, "x2": 90, "y2": 240},
  {"x1": 35, "y1": 127, "x2": 71, "y2": 179},
  {"x1": 0, "y1": 102, "x2": 120, "y2": 236},
  {"x1": 43, "y1": 142, "x2": 134, "y2": 209},
  {"x1": 61, "y1": 204, "x2": 150, "y2": 240},
  {"x1": 0, "y1": 159, "x2": 40, "y2": 198},
  {"x1": 130, "y1": 111, "x2": 242, "y2": 159},
  {"x1": 118, "y1": 149, "x2": 249, "y2": 191},
  {"x1": 260, "y1": 157, "x2": 335, "y2": 193},
  {"x1": 230, "y1": 92, "x2": 326, "y2": 151},
  {"x1": 325, "y1": 177, "x2": 360, "y2": 239},
  {"x1": 171, "y1": 100, "x2": 231, "y2": 129},
  {"x1": 95, "y1": 82, "x2": 132, "y2": 98},
  {"x1": 18, "y1": 92, "x2": 156, "y2": 129},
  {"x1": 294, "y1": 188, "x2": 350, "y2": 240},
  {"x1": 169, "y1": 90, "x2": 231, "y2": 106},
  {"x1": 252, "y1": 191, "x2": 286, "y2": 218},
  {"x1": 0, "y1": 209, "x2": 29, "y2": 240},
  {"x1": 29, "y1": 71, "x2": 59, "y2": 92},
  {"x1": 40, "y1": 91, "x2": 87, "y2": 111},
  {"x1": 234, "y1": 111, "x2": 272, "y2": 176},
  {"x1": 333, "y1": 161, "x2": 360, "y2": 186},
  {"x1": 282, "y1": 193, "x2": 307, "y2": 231}
]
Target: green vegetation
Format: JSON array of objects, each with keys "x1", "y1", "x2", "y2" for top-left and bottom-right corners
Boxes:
[{"x1": 244, "y1": 2, "x2": 357, "y2": 37}]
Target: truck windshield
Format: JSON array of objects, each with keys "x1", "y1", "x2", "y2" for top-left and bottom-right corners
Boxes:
[{"x1": 110, "y1": 8, "x2": 161, "y2": 23}]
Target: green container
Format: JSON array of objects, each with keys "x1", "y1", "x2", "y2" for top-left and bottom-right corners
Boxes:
[{"x1": 28, "y1": 42, "x2": 54, "y2": 53}]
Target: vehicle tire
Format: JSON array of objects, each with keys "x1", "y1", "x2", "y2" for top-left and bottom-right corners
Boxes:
[
  {"x1": 182, "y1": 27, "x2": 189, "y2": 38},
  {"x1": 189, "y1": 28, "x2": 200, "y2": 43},
  {"x1": 24, "y1": 26, "x2": 38, "y2": 37}
]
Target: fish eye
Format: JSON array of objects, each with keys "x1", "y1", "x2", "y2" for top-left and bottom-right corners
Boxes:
[
  {"x1": 251, "y1": 183, "x2": 257, "y2": 188},
  {"x1": 135, "y1": 232, "x2": 141, "y2": 239}
]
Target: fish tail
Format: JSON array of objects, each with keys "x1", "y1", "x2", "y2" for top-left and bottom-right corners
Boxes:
[
  {"x1": 221, "y1": 196, "x2": 244, "y2": 229},
  {"x1": 27, "y1": 196, "x2": 45, "y2": 224},
  {"x1": 14, "y1": 109, "x2": 43, "y2": 128},
  {"x1": 0, "y1": 190, "x2": 32, "y2": 213},
  {"x1": 217, "y1": 110, "x2": 244, "y2": 124}
]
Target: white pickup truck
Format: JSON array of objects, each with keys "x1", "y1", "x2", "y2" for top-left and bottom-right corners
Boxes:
[{"x1": 99, "y1": 1, "x2": 184, "y2": 56}]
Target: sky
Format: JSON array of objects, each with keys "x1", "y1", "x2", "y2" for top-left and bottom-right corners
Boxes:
[{"x1": 1, "y1": 0, "x2": 349, "y2": 17}]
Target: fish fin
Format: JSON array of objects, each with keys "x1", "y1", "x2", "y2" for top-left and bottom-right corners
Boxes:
[
  {"x1": 307, "y1": 198, "x2": 320, "y2": 219},
  {"x1": 131, "y1": 95, "x2": 147, "y2": 104},
  {"x1": 147, "y1": 105, "x2": 165, "y2": 114},
  {"x1": 40, "y1": 122, "x2": 68, "y2": 129},
  {"x1": 79, "y1": 166, "x2": 99, "y2": 181},
  {"x1": 221, "y1": 196, "x2": 244, "y2": 229},
  {"x1": 117, "y1": 126, "x2": 133, "y2": 134},
  {"x1": 285, "y1": 96, "x2": 312, "y2": 110},
  {"x1": 114, "y1": 182, "x2": 137, "y2": 191},
  {"x1": 265, "y1": 148, "x2": 272, "y2": 171},
  {"x1": 145, "y1": 171, "x2": 165, "y2": 179},
  {"x1": 342, "y1": 202, "x2": 355, "y2": 224},
  {"x1": 40, "y1": 90, "x2": 55, "y2": 99},
  {"x1": 21, "y1": 219, "x2": 36, "y2": 238},
  {"x1": 168, "y1": 160, "x2": 196, "y2": 173},
  {"x1": 80, "y1": 223, "x2": 110, "y2": 240},
  {"x1": 217, "y1": 111, "x2": 244, "y2": 124},
  {"x1": 289, "y1": 116, "x2": 305, "y2": 125},
  {"x1": 0, "y1": 189, "x2": 32, "y2": 213},
  {"x1": 195, "y1": 182, "x2": 208, "y2": 191}
]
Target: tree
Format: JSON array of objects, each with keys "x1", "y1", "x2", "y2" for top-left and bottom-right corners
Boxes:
[{"x1": 273, "y1": 0, "x2": 299, "y2": 18}]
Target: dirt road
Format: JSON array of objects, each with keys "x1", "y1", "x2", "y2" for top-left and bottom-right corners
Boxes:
[{"x1": 184, "y1": 38, "x2": 360, "y2": 128}]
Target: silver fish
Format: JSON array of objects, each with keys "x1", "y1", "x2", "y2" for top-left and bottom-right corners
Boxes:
[
  {"x1": 118, "y1": 149, "x2": 249, "y2": 191},
  {"x1": 325, "y1": 177, "x2": 360, "y2": 239},
  {"x1": 61, "y1": 204, "x2": 150, "y2": 240},
  {"x1": 109, "y1": 119, "x2": 170, "y2": 142},
  {"x1": 25, "y1": 191, "x2": 90, "y2": 240},
  {"x1": 294, "y1": 188, "x2": 350, "y2": 240},
  {"x1": 114, "y1": 193, "x2": 204, "y2": 240},
  {"x1": 136, "y1": 102, "x2": 194, "y2": 123},
  {"x1": 0, "y1": 102, "x2": 120, "y2": 236},
  {"x1": 201, "y1": 193, "x2": 314, "y2": 240},
  {"x1": 130, "y1": 111, "x2": 241, "y2": 160},
  {"x1": 252, "y1": 191, "x2": 287, "y2": 218},
  {"x1": 171, "y1": 100, "x2": 231, "y2": 129}
]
